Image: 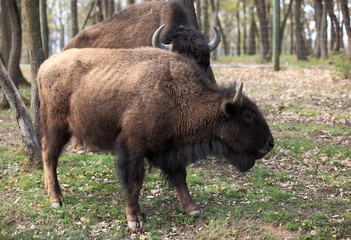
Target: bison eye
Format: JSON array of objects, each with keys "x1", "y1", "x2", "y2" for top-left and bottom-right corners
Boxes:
[{"x1": 243, "y1": 110, "x2": 255, "y2": 124}]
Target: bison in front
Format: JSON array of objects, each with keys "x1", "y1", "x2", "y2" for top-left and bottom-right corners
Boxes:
[{"x1": 38, "y1": 47, "x2": 274, "y2": 230}]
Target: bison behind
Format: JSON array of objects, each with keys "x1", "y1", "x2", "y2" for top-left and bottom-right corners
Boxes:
[{"x1": 38, "y1": 47, "x2": 274, "y2": 230}]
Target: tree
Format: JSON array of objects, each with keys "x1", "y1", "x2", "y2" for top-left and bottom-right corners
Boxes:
[
  {"x1": 325, "y1": 0, "x2": 340, "y2": 52},
  {"x1": 294, "y1": 0, "x2": 308, "y2": 60},
  {"x1": 254, "y1": 0, "x2": 271, "y2": 61},
  {"x1": 0, "y1": 59, "x2": 42, "y2": 170},
  {"x1": 280, "y1": 0, "x2": 294, "y2": 54},
  {"x1": 313, "y1": 0, "x2": 322, "y2": 58},
  {"x1": 247, "y1": 5, "x2": 257, "y2": 55},
  {"x1": 339, "y1": 0, "x2": 351, "y2": 57},
  {"x1": 172, "y1": 0, "x2": 199, "y2": 30},
  {"x1": 320, "y1": 0, "x2": 328, "y2": 59},
  {"x1": 71, "y1": 0, "x2": 79, "y2": 37},
  {"x1": 24, "y1": 0, "x2": 45, "y2": 136},
  {"x1": 104, "y1": 0, "x2": 115, "y2": 19},
  {"x1": 40, "y1": 0, "x2": 49, "y2": 58}
]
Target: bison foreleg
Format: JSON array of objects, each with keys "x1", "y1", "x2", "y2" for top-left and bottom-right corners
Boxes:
[
  {"x1": 165, "y1": 167, "x2": 203, "y2": 217},
  {"x1": 116, "y1": 147, "x2": 145, "y2": 230}
]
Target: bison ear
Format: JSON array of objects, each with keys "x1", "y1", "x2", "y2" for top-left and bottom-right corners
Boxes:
[{"x1": 220, "y1": 100, "x2": 236, "y2": 117}]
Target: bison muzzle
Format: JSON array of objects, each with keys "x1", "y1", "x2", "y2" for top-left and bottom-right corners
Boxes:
[{"x1": 38, "y1": 47, "x2": 274, "y2": 230}]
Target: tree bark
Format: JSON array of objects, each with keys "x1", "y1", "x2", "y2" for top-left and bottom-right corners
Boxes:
[
  {"x1": 94, "y1": 0, "x2": 103, "y2": 23},
  {"x1": 254, "y1": 0, "x2": 271, "y2": 61},
  {"x1": 313, "y1": 0, "x2": 322, "y2": 58},
  {"x1": 196, "y1": 0, "x2": 202, "y2": 31},
  {"x1": 247, "y1": 6, "x2": 257, "y2": 55},
  {"x1": 325, "y1": 0, "x2": 340, "y2": 52},
  {"x1": 339, "y1": 0, "x2": 351, "y2": 57},
  {"x1": 0, "y1": 59, "x2": 42, "y2": 170},
  {"x1": 280, "y1": 0, "x2": 294, "y2": 54},
  {"x1": 40, "y1": 0, "x2": 49, "y2": 58},
  {"x1": 236, "y1": 1, "x2": 241, "y2": 56},
  {"x1": 170, "y1": 0, "x2": 199, "y2": 30},
  {"x1": 24, "y1": 0, "x2": 45, "y2": 136},
  {"x1": 320, "y1": 0, "x2": 328, "y2": 59},
  {"x1": 105, "y1": 0, "x2": 115, "y2": 19},
  {"x1": 242, "y1": 0, "x2": 247, "y2": 54},
  {"x1": 294, "y1": 0, "x2": 307, "y2": 60},
  {"x1": 71, "y1": 0, "x2": 79, "y2": 37}
]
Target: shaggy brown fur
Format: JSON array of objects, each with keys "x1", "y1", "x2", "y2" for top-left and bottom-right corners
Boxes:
[
  {"x1": 63, "y1": 1, "x2": 216, "y2": 70},
  {"x1": 38, "y1": 47, "x2": 273, "y2": 230}
]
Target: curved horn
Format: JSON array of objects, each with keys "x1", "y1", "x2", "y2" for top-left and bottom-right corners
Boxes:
[
  {"x1": 152, "y1": 24, "x2": 173, "y2": 51},
  {"x1": 232, "y1": 82, "x2": 243, "y2": 106},
  {"x1": 208, "y1": 26, "x2": 221, "y2": 52}
]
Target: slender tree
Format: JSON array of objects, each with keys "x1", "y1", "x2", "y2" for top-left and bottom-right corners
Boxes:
[
  {"x1": 294, "y1": 0, "x2": 307, "y2": 60},
  {"x1": 24, "y1": 0, "x2": 45, "y2": 135},
  {"x1": 339, "y1": 0, "x2": 351, "y2": 57},
  {"x1": 320, "y1": 0, "x2": 328, "y2": 59},
  {"x1": 0, "y1": 59, "x2": 42, "y2": 169},
  {"x1": 254, "y1": 0, "x2": 271, "y2": 61},
  {"x1": 172, "y1": 0, "x2": 199, "y2": 29},
  {"x1": 71, "y1": 0, "x2": 79, "y2": 37},
  {"x1": 247, "y1": 5, "x2": 257, "y2": 55},
  {"x1": 40, "y1": 0, "x2": 49, "y2": 58},
  {"x1": 280, "y1": 0, "x2": 294, "y2": 54},
  {"x1": 325, "y1": 0, "x2": 340, "y2": 52}
]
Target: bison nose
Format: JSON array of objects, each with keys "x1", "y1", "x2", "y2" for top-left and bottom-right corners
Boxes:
[{"x1": 267, "y1": 136, "x2": 274, "y2": 152}]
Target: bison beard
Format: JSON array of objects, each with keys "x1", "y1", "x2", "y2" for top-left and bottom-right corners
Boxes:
[{"x1": 38, "y1": 47, "x2": 273, "y2": 231}]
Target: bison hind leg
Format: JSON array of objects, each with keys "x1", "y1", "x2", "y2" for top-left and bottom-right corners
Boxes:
[{"x1": 41, "y1": 123, "x2": 71, "y2": 208}]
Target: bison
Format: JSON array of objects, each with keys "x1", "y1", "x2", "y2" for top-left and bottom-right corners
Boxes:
[
  {"x1": 38, "y1": 47, "x2": 274, "y2": 230},
  {"x1": 63, "y1": 1, "x2": 220, "y2": 70},
  {"x1": 64, "y1": 1, "x2": 221, "y2": 154}
]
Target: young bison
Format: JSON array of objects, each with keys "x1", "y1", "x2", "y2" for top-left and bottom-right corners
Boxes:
[{"x1": 38, "y1": 47, "x2": 274, "y2": 230}]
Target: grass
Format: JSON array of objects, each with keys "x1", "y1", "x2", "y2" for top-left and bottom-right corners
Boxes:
[{"x1": 1, "y1": 63, "x2": 351, "y2": 239}]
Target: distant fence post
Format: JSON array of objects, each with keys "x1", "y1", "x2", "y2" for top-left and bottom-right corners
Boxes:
[{"x1": 273, "y1": 0, "x2": 280, "y2": 71}]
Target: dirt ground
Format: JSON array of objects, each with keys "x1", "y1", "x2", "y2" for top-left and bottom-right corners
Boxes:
[{"x1": 1, "y1": 65, "x2": 350, "y2": 239}]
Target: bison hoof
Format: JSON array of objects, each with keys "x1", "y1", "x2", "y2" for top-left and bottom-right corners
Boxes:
[
  {"x1": 51, "y1": 201, "x2": 64, "y2": 209},
  {"x1": 76, "y1": 149, "x2": 85, "y2": 155},
  {"x1": 86, "y1": 151, "x2": 96, "y2": 155},
  {"x1": 188, "y1": 209, "x2": 203, "y2": 217},
  {"x1": 128, "y1": 220, "x2": 143, "y2": 231}
]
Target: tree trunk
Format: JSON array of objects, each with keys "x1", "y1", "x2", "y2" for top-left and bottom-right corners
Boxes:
[
  {"x1": 196, "y1": 0, "x2": 202, "y2": 31},
  {"x1": 71, "y1": 0, "x2": 79, "y2": 37},
  {"x1": 242, "y1": 0, "x2": 247, "y2": 54},
  {"x1": 0, "y1": 0, "x2": 23, "y2": 110},
  {"x1": 320, "y1": 0, "x2": 328, "y2": 59},
  {"x1": 280, "y1": 0, "x2": 294, "y2": 54},
  {"x1": 339, "y1": 0, "x2": 351, "y2": 57},
  {"x1": 127, "y1": 0, "x2": 135, "y2": 5},
  {"x1": 236, "y1": 2, "x2": 241, "y2": 56},
  {"x1": 0, "y1": 59, "x2": 42, "y2": 170},
  {"x1": 94, "y1": 0, "x2": 103, "y2": 23},
  {"x1": 294, "y1": 0, "x2": 307, "y2": 60},
  {"x1": 247, "y1": 6, "x2": 257, "y2": 55},
  {"x1": 290, "y1": 6, "x2": 294, "y2": 54},
  {"x1": 40, "y1": 0, "x2": 49, "y2": 58},
  {"x1": 171, "y1": 0, "x2": 199, "y2": 29},
  {"x1": 24, "y1": 0, "x2": 45, "y2": 136},
  {"x1": 313, "y1": 0, "x2": 322, "y2": 58},
  {"x1": 255, "y1": 0, "x2": 271, "y2": 61},
  {"x1": 203, "y1": 0, "x2": 209, "y2": 39},
  {"x1": 326, "y1": 0, "x2": 340, "y2": 52},
  {"x1": 1, "y1": 1, "x2": 11, "y2": 69},
  {"x1": 105, "y1": 0, "x2": 115, "y2": 19}
]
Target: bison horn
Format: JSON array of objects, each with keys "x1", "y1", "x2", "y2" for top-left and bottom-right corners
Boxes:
[
  {"x1": 232, "y1": 82, "x2": 243, "y2": 106},
  {"x1": 152, "y1": 24, "x2": 173, "y2": 51},
  {"x1": 208, "y1": 26, "x2": 221, "y2": 52}
]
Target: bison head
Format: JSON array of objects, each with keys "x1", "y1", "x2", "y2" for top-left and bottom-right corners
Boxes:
[
  {"x1": 152, "y1": 24, "x2": 221, "y2": 69},
  {"x1": 217, "y1": 83, "x2": 274, "y2": 172}
]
